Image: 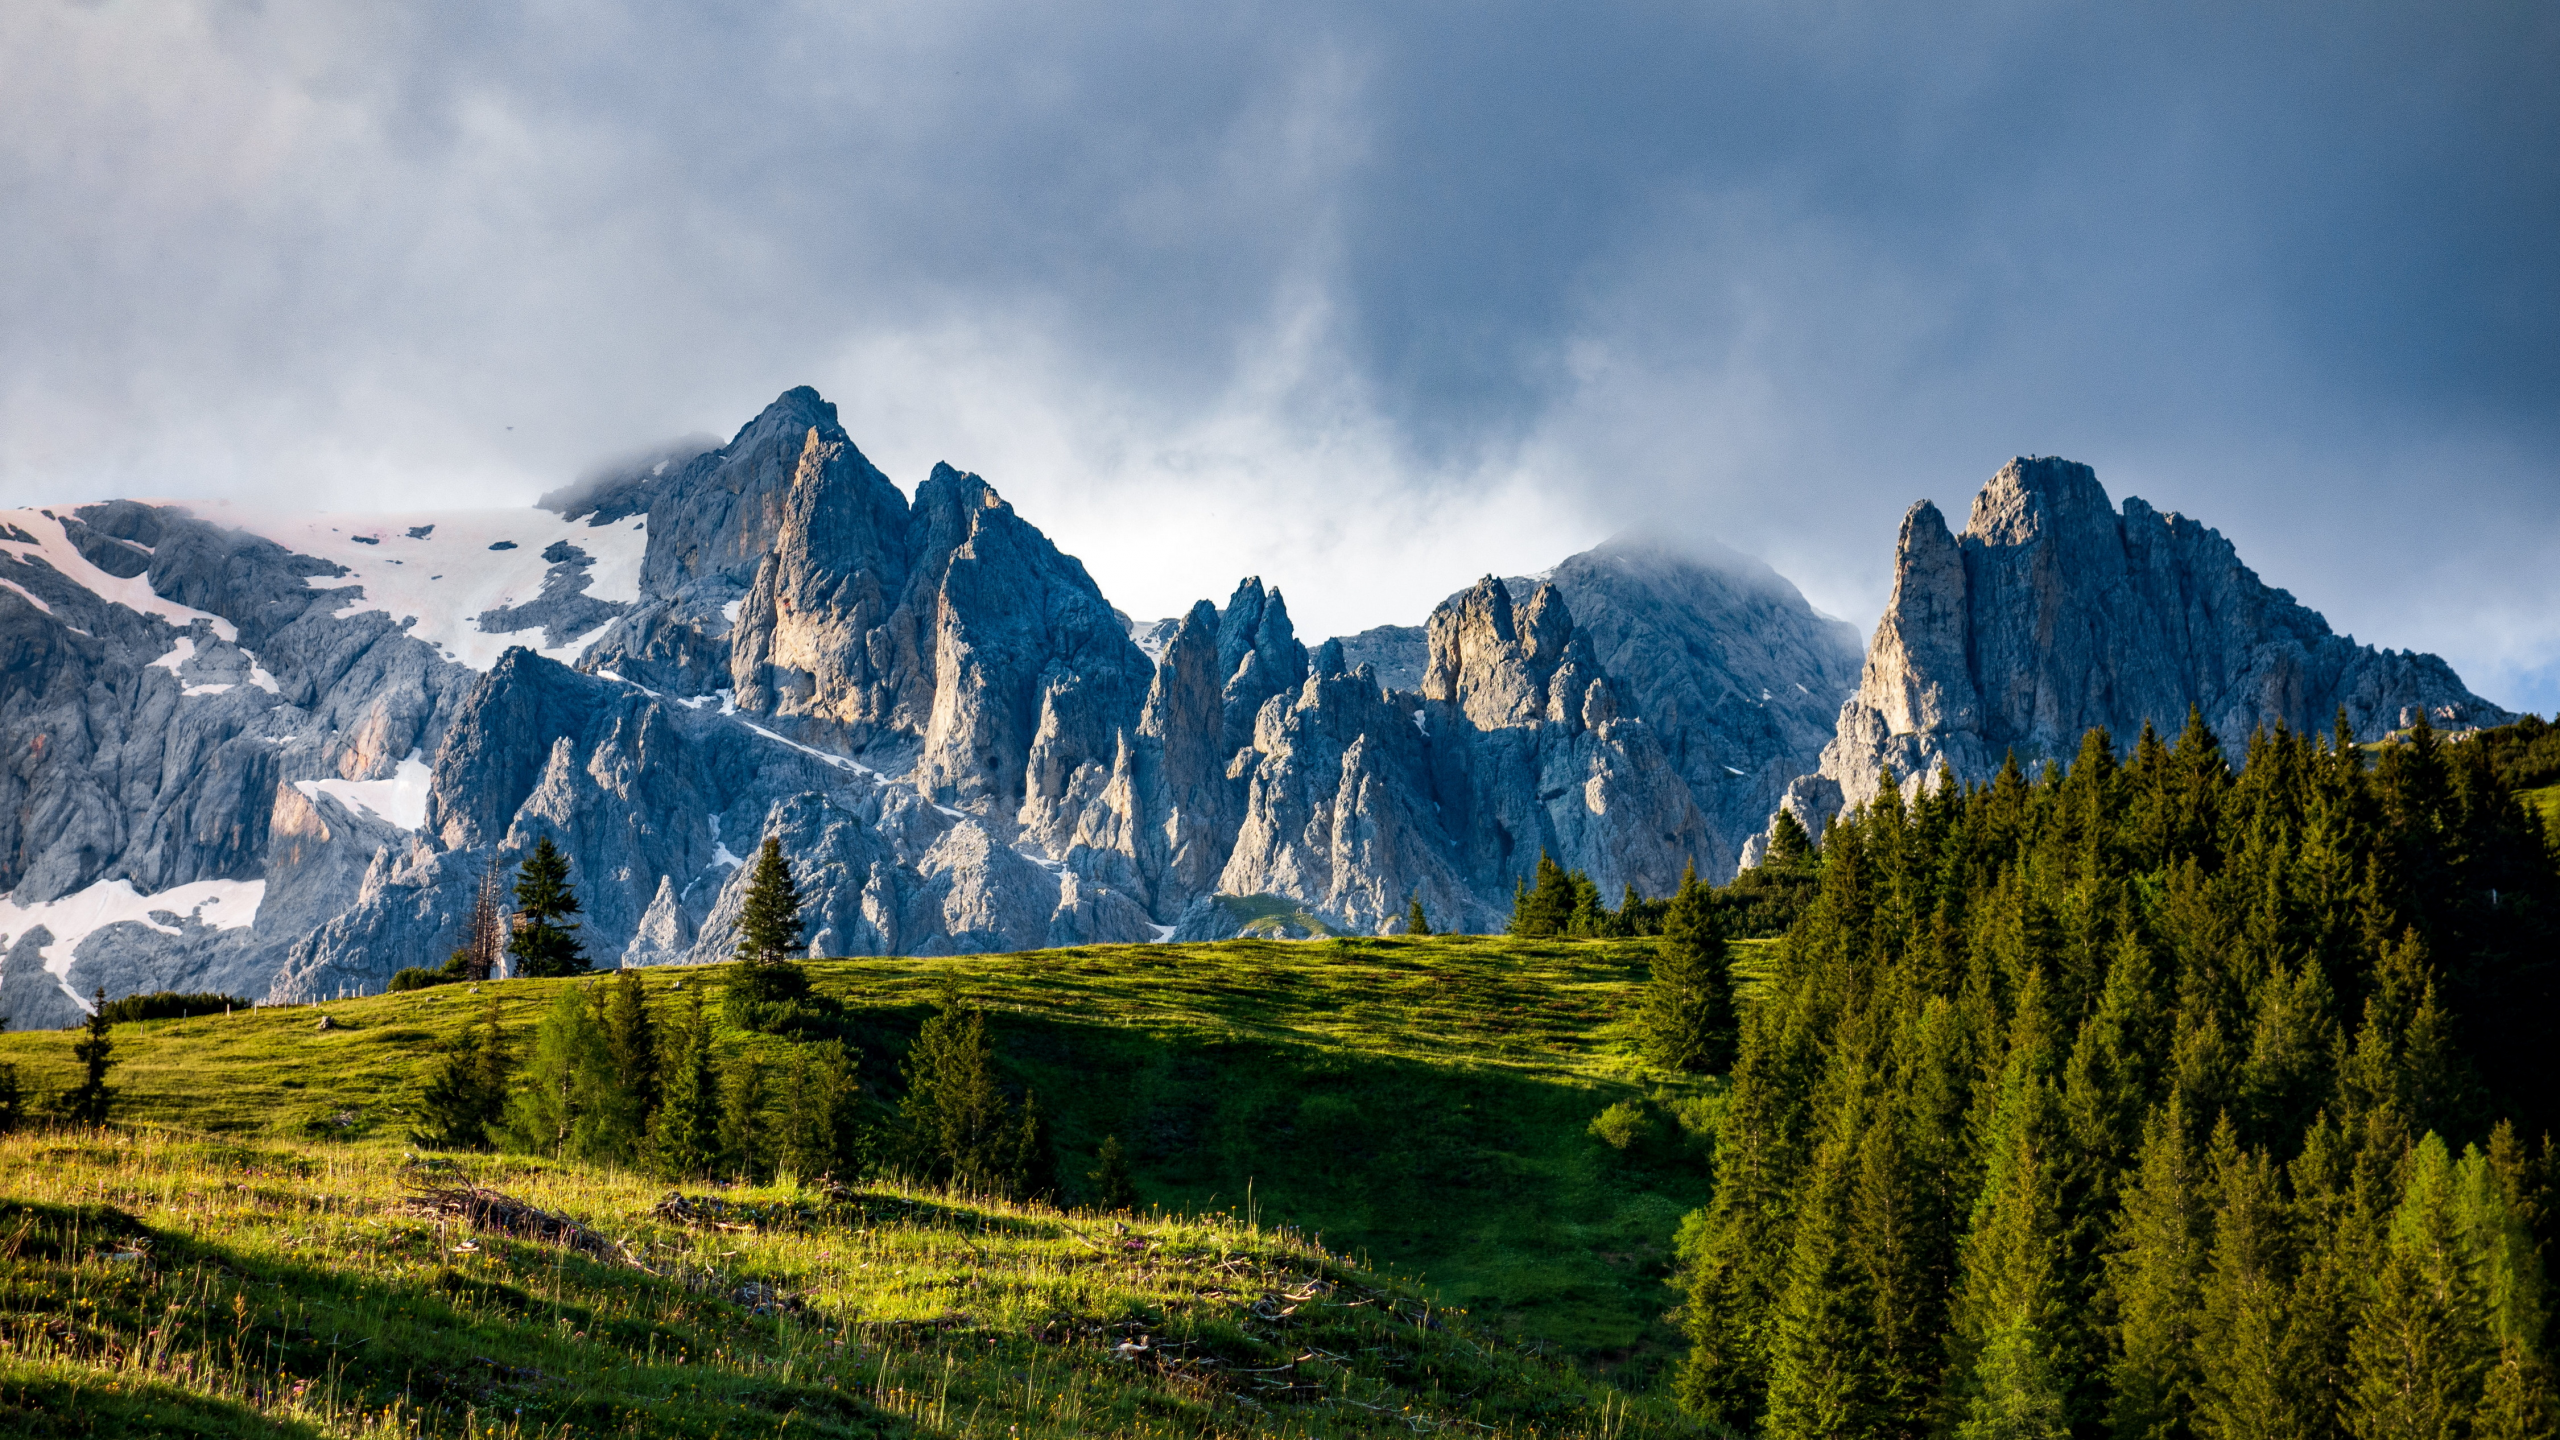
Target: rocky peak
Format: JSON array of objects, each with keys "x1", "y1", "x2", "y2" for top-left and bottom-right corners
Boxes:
[
  {"x1": 1423, "y1": 576, "x2": 1591, "y2": 731},
  {"x1": 1862, "y1": 499, "x2": 1978, "y2": 739},
  {"x1": 637, "y1": 386, "x2": 858, "y2": 598},
  {"x1": 1764, "y1": 455, "x2": 2516, "y2": 847},
  {"x1": 726, "y1": 422, "x2": 921, "y2": 745}
]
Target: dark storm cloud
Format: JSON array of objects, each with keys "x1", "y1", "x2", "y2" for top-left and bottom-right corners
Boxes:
[{"x1": 1, "y1": 1, "x2": 2553, "y2": 705}]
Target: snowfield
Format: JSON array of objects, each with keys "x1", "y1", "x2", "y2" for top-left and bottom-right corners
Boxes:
[
  {"x1": 164, "y1": 501, "x2": 650, "y2": 670},
  {"x1": 0, "y1": 878, "x2": 267, "y2": 1012}
]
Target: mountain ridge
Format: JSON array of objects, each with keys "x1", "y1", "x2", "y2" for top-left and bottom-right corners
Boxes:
[{"x1": 0, "y1": 400, "x2": 2509, "y2": 1024}]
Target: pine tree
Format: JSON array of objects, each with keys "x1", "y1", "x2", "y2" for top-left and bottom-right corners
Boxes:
[
  {"x1": 1767, "y1": 806, "x2": 1815, "y2": 869},
  {"x1": 653, "y1": 988, "x2": 722, "y2": 1181},
  {"x1": 496, "y1": 984, "x2": 622, "y2": 1160},
  {"x1": 600, "y1": 966, "x2": 659, "y2": 1152},
  {"x1": 2103, "y1": 1101, "x2": 2207, "y2": 1440},
  {"x1": 1509, "y1": 851, "x2": 1577, "y2": 937},
  {"x1": 1642, "y1": 863, "x2": 1734, "y2": 1072},
  {"x1": 2343, "y1": 1133, "x2": 2495, "y2": 1438},
  {"x1": 777, "y1": 1042, "x2": 864, "y2": 1183},
  {"x1": 719, "y1": 1054, "x2": 771, "y2": 1183},
  {"x1": 899, "y1": 986, "x2": 1018, "y2": 1194},
  {"x1": 411, "y1": 1000, "x2": 511, "y2": 1149},
  {"x1": 507, "y1": 836, "x2": 589, "y2": 977},
  {"x1": 1405, "y1": 895, "x2": 1431, "y2": 937},
  {"x1": 1089, "y1": 1134, "x2": 1139, "y2": 1211},
  {"x1": 57, "y1": 989, "x2": 116, "y2": 1126}
]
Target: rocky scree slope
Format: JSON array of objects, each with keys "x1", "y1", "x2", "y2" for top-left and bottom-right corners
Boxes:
[
  {"x1": 1757, "y1": 455, "x2": 2514, "y2": 857},
  {"x1": 3, "y1": 385, "x2": 1871, "y2": 1022}
]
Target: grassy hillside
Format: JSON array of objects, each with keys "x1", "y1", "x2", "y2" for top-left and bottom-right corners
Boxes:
[
  {"x1": 0, "y1": 935, "x2": 1774, "y2": 1412},
  {"x1": 0, "y1": 1129, "x2": 1678, "y2": 1439},
  {"x1": 2524, "y1": 781, "x2": 2560, "y2": 838}
]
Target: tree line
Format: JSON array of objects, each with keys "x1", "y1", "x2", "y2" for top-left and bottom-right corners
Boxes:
[
  {"x1": 1673, "y1": 711, "x2": 2558, "y2": 1437},
  {"x1": 406, "y1": 836, "x2": 1121, "y2": 1206}
]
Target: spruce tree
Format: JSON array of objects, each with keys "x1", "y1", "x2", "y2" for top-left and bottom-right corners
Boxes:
[
  {"x1": 653, "y1": 988, "x2": 722, "y2": 1180},
  {"x1": 2343, "y1": 1133, "x2": 2495, "y2": 1438},
  {"x1": 1089, "y1": 1134, "x2": 1139, "y2": 1211},
  {"x1": 719, "y1": 1054, "x2": 771, "y2": 1183},
  {"x1": 61, "y1": 989, "x2": 116, "y2": 1126},
  {"x1": 727, "y1": 837, "x2": 814, "y2": 1025},
  {"x1": 601, "y1": 966, "x2": 659, "y2": 1151},
  {"x1": 497, "y1": 985, "x2": 619, "y2": 1160},
  {"x1": 2193, "y1": 1124, "x2": 2311, "y2": 1439},
  {"x1": 899, "y1": 986, "x2": 1018, "y2": 1194},
  {"x1": 778, "y1": 1042, "x2": 864, "y2": 1183},
  {"x1": 1009, "y1": 1088, "x2": 1061, "y2": 1204},
  {"x1": 1764, "y1": 1111, "x2": 1880, "y2": 1436},
  {"x1": 1766, "y1": 806, "x2": 1815, "y2": 868},
  {"x1": 506, "y1": 836, "x2": 589, "y2": 977},
  {"x1": 1951, "y1": 971, "x2": 2078, "y2": 1437},
  {"x1": 2103, "y1": 1101, "x2": 2207, "y2": 1440},
  {"x1": 411, "y1": 1001, "x2": 511, "y2": 1149},
  {"x1": 1509, "y1": 851, "x2": 1577, "y2": 937},
  {"x1": 1405, "y1": 895, "x2": 1431, "y2": 937},
  {"x1": 1642, "y1": 864, "x2": 1734, "y2": 1072}
]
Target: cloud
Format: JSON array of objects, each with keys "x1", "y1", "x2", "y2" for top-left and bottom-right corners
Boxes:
[{"x1": 1, "y1": 0, "x2": 2552, "y2": 705}]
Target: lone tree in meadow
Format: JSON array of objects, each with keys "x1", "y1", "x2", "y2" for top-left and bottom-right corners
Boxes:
[
  {"x1": 1640, "y1": 863, "x2": 1735, "y2": 1073},
  {"x1": 507, "y1": 837, "x2": 589, "y2": 978},
  {"x1": 725, "y1": 837, "x2": 815, "y2": 1025},
  {"x1": 735, "y1": 837, "x2": 806, "y2": 968},
  {"x1": 1406, "y1": 895, "x2": 1432, "y2": 937},
  {"x1": 61, "y1": 989, "x2": 117, "y2": 1126}
]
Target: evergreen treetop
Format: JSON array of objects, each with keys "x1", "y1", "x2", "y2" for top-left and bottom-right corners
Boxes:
[
  {"x1": 734, "y1": 836, "x2": 806, "y2": 965},
  {"x1": 507, "y1": 836, "x2": 589, "y2": 978}
]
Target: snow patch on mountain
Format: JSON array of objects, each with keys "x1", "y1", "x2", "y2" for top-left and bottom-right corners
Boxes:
[
  {"x1": 292, "y1": 753, "x2": 435, "y2": 830},
  {"x1": 0, "y1": 508, "x2": 239, "y2": 639},
  {"x1": 164, "y1": 501, "x2": 649, "y2": 669},
  {"x1": 0, "y1": 878, "x2": 266, "y2": 1011}
]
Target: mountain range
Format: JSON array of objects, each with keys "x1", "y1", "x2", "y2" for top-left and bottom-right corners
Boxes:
[{"x1": 0, "y1": 391, "x2": 2511, "y2": 1025}]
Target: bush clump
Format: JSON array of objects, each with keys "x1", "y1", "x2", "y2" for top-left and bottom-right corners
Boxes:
[{"x1": 96, "y1": 991, "x2": 245, "y2": 1024}]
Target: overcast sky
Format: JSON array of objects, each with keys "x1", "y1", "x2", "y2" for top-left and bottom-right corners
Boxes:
[{"x1": 4, "y1": 2, "x2": 2554, "y2": 710}]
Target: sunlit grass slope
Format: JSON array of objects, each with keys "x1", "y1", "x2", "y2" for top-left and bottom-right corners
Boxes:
[
  {"x1": 0, "y1": 935, "x2": 1776, "y2": 1395},
  {"x1": 0, "y1": 1129, "x2": 1685, "y2": 1439}
]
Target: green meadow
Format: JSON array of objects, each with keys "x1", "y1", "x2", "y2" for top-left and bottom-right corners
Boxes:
[{"x1": 0, "y1": 935, "x2": 1771, "y2": 1437}]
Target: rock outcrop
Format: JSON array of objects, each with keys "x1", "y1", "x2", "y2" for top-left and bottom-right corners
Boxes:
[{"x1": 1763, "y1": 456, "x2": 2515, "y2": 851}]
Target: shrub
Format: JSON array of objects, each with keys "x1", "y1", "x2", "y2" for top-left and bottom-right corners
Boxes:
[
  {"x1": 1588, "y1": 1099, "x2": 1655, "y2": 1151},
  {"x1": 95, "y1": 991, "x2": 245, "y2": 1024}
]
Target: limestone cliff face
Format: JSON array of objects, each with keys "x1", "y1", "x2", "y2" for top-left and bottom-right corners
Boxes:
[
  {"x1": 573, "y1": 387, "x2": 842, "y2": 696},
  {"x1": 1767, "y1": 456, "x2": 2515, "y2": 846},
  {"x1": 1539, "y1": 538, "x2": 1862, "y2": 879},
  {"x1": 1413, "y1": 577, "x2": 1710, "y2": 910}
]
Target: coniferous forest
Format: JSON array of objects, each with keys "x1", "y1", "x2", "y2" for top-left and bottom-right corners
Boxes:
[{"x1": 1673, "y1": 712, "x2": 2559, "y2": 1438}]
